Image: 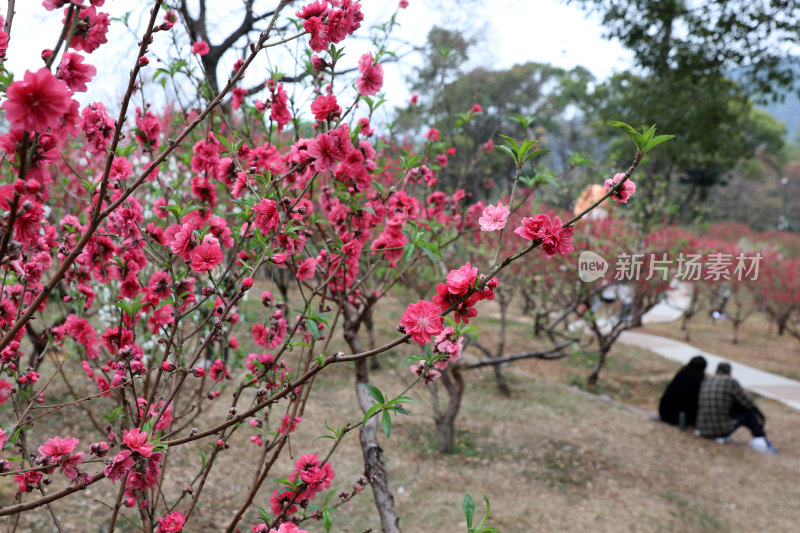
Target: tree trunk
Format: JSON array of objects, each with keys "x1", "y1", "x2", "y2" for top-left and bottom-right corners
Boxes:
[
  {"x1": 586, "y1": 346, "x2": 609, "y2": 387},
  {"x1": 26, "y1": 325, "x2": 48, "y2": 370},
  {"x1": 354, "y1": 361, "x2": 401, "y2": 533},
  {"x1": 364, "y1": 308, "x2": 380, "y2": 370},
  {"x1": 493, "y1": 290, "x2": 512, "y2": 396},
  {"x1": 344, "y1": 314, "x2": 400, "y2": 533},
  {"x1": 732, "y1": 321, "x2": 740, "y2": 344},
  {"x1": 492, "y1": 365, "x2": 511, "y2": 397},
  {"x1": 430, "y1": 367, "x2": 465, "y2": 454},
  {"x1": 628, "y1": 293, "x2": 645, "y2": 328},
  {"x1": 534, "y1": 312, "x2": 545, "y2": 337},
  {"x1": 273, "y1": 268, "x2": 290, "y2": 303}
]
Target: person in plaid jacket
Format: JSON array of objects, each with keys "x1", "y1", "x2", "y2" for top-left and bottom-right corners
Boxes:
[{"x1": 696, "y1": 362, "x2": 777, "y2": 453}]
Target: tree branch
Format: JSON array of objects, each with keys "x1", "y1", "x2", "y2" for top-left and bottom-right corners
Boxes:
[{"x1": 459, "y1": 342, "x2": 571, "y2": 369}]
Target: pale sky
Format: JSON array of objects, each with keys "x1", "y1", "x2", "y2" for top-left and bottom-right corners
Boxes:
[{"x1": 2, "y1": 0, "x2": 632, "y2": 117}]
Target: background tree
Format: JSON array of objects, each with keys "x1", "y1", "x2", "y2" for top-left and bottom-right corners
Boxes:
[
  {"x1": 393, "y1": 27, "x2": 599, "y2": 201},
  {"x1": 571, "y1": 0, "x2": 800, "y2": 227}
]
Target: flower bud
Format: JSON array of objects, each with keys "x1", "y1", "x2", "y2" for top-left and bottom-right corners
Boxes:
[
  {"x1": 90, "y1": 441, "x2": 109, "y2": 457},
  {"x1": 311, "y1": 55, "x2": 327, "y2": 70}
]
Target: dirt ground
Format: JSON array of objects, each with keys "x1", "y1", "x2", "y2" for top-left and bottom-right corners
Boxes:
[{"x1": 3, "y1": 295, "x2": 799, "y2": 532}]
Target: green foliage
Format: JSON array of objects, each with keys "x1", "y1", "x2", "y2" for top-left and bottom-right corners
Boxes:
[
  {"x1": 495, "y1": 134, "x2": 550, "y2": 166},
  {"x1": 361, "y1": 384, "x2": 417, "y2": 438},
  {"x1": 571, "y1": 0, "x2": 800, "y2": 98},
  {"x1": 395, "y1": 26, "x2": 597, "y2": 199},
  {"x1": 607, "y1": 121, "x2": 674, "y2": 152},
  {"x1": 573, "y1": 0, "x2": 794, "y2": 228},
  {"x1": 463, "y1": 494, "x2": 498, "y2": 533}
]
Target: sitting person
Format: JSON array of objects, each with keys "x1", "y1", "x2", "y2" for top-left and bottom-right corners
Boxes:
[
  {"x1": 659, "y1": 355, "x2": 707, "y2": 427},
  {"x1": 696, "y1": 362, "x2": 777, "y2": 454}
]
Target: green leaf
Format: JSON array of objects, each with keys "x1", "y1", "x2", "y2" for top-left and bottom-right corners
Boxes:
[
  {"x1": 631, "y1": 132, "x2": 646, "y2": 150},
  {"x1": 608, "y1": 120, "x2": 637, "y2": 134},
  {"x1": 215, "y1": 133, "x2": 233, "y2": 152},
  {"x1": 495, "y1": 145, "x2": 515, "y2": 160},
  {"x1": 115, "y1": 143, "x2": 137, "y2": 158},
  {"x1": 323, "y1": 507, "x2": 332, "y2": 532},
  {"x1": 308, "y1": 311, "x2": 331, "y2": 325},
  {"x1": 388, "y1": 396, "x2": 418, "y2": 405},
  {"x1": 381, "y1": 410, "x2": 392, "y2": 438},
  {"x1": 400, "y1": 355, "x2": 427, "y2": 366},
  {"x1": 275, "y1": 477, "x2": 297, "y2": 489},
  {"x1": 476, "y1": 495, "x2": 492, "y2": 530},
  {"x1": 420, "y1": 244, "x2": 437, "y2": 264},
  {"x1": 307, "y1": 318, "x2": 320, "y2": 340},
  {"x1": 458, "y1": 324, "x2": 482, "y2": 336},
  {"x1": 322, "y1": 490, "x2": 335, "y2": 532},
  {"x1": 522, "y1": 148, "x2": 551, "y2": 164},
  {"x1": 497, "y1": 134, "x2": 520, "y2": 152},
  {"x1": 364, "y1": 383, "x2": 385, "y2": 404},
  {"x1": 644, "y1": 134, "x2": 675, "y2": 151},
  {"x1": 402, "y1": 243, "x2": 416, "y2": 265},
  {"x1": 254, "y1": 505, "x2": 271, "y2": 523},
  {"x1": 417, "y1": 240, "x2": 442, "y2": 260},
  {"x1": 511, "y1": 114, "x2": 535, "y2": 129},
  {"x1": 463, "y1": 494, "x2": 476, "y2": 529},
  {"x1": 362, "y1": 404, "x2": 383, "y2": 426},
  {"x1": 567, "y1": 152, "x2": 592, "y2": 167}
]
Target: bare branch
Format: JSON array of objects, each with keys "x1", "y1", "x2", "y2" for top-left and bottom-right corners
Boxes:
[{"x1": 460, "y1": 342, "x2": 572, "y2": 369}]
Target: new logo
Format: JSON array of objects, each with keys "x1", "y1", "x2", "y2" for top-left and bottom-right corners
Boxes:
[{"x1": 578, "y1": 251, "x2": 608, "y2": 282}]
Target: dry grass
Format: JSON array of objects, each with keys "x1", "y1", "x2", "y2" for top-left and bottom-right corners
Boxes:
[{"x1": 4, "y1": 295, "x2": 800, "y2": 532}]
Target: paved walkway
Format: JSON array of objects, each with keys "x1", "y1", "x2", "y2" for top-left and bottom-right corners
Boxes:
[{"x1": 620, "y1": 286, "x2": 800, "y2": 411}]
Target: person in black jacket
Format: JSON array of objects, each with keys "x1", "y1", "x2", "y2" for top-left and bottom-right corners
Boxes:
[{"x1": 659, "y1": 355, "x2": 707, "y2": 427}]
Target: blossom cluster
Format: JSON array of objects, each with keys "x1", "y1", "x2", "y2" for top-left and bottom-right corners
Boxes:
[{"x1": 400, "y1": 261, "x2": 498, "y2": 380}]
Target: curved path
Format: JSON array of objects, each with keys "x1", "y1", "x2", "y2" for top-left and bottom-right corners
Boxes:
[{"x1": 619, "y1": 287, "x2": 800, "y2": 411}]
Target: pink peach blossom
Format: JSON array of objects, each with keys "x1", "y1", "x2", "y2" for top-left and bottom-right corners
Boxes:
[
  {"x1": 478, "y1": 202, "x2": 509, "y2": 232},
  {"x1": 192, "y1": 40, "x2": 210, "y2": 55},
  {"x1": 2, "y1": 68, "x2": 73, "y2": 133},
  {"x1": 604, "y1": 172, "x2": 636, "y2": 203},
  {"x1": 400, "y1": 300, "x2": 444, "y2": 344}
]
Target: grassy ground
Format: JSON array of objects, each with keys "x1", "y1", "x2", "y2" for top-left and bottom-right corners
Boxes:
[{"x1": 3, "y1": 295, "x2": 799, "y2": 532}]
